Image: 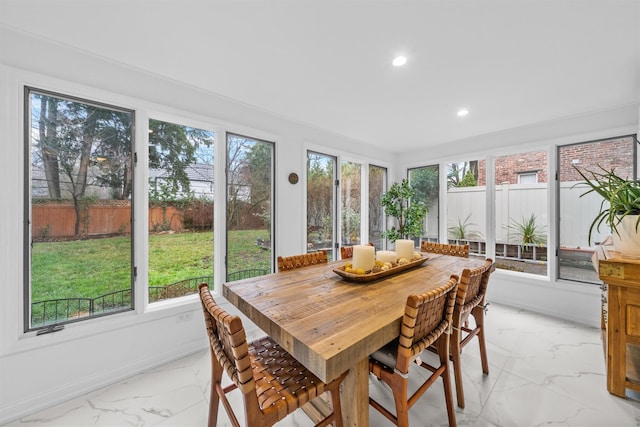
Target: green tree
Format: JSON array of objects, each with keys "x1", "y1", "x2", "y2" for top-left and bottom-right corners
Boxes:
[
  {"x1": 458, "y1": 169, "x2": 478, "y2": 187},
  {"x1": 32, "y1": 92, "x2": 133, "y2": 235},
  {"x1": 92, "y1": 111, "x2": 134, "y2": 199},
  {"x1": 409, "y1": 166, "x2": 439, "y2": 206},
  {"x1": 381, "y1": 179, "x2": 427, "y2": 242},
  {"x1": 226, "y1": 135, "x2": 272, "y2": 229},
  {"x1": 447, "y1": 161, "x2": 478, "y2": 187},
  {"x1": 148, "y1": 119, "x2": 213, "y2": 196}
]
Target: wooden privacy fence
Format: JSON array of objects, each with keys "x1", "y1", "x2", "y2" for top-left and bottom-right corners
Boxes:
[{"x1": 32, "y1": 201, "x2": 184, "y2": 239}]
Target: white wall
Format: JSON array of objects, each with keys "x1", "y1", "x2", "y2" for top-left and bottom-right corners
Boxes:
[{"x1": 0, "y1": 27, "x2": 395, "y2": 424}]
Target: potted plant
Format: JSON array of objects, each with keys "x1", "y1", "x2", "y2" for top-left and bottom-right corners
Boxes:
[
  {"x1": 574, "y1": 165, "x2": 640, "y2": 258},
  {"x1": 380, "y1": 179, "x2": 427, "y2": 243}
]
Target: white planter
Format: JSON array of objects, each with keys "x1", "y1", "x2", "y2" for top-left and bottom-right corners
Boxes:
[{"x1": 612, "y1": 214, "x2": 640, "y2": 259}]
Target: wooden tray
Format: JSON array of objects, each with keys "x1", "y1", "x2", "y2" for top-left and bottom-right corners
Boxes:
[{"x1": 333, "y1": 255, "x2": 429, "y2": 283}]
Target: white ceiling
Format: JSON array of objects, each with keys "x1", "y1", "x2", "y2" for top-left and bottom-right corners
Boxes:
[{"x1": 1, "y1": 0, "x2": 638, "y2": 152}]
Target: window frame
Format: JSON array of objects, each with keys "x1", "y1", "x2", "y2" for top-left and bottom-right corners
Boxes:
[
  {"x1": 517, "y1": 171, "x2": 539, "y2": 184},
  {"x1": 147, "y1": 117, "x2": 216, "y2": 303},
  {"x1": 23, "y1": 86, "x2": 136, "y2": 332},
  {"x1": 225, "y1": 132, "x2": 276, "y2": 279},
  {"x1": 407, "y1": 164, "x2": 440, "y2": 244},
  {"x1": 556, "y1": 134, "x2": 638, "y2": 285}
]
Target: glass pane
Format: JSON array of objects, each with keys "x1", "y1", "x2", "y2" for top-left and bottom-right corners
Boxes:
[
  {"x1": 226, "y1": 134, "x2": 273, "y2": 281},
  {"x1": 148, "y1": 119, "x2": 214, "y2": 301},
  {"x1": 368, "y1": 165, "x2": 386, "y2": 250},
  {"x1": 408, "y1": 165, "x2": 439, "y2": 243},
  {"x1": 495, "y1": 151, "x2": 548, "y2": 276},
  {"x1": 558, "y1": 136, "x2": 637, "y2": 283},
  {"x1": 307, "y1": 151, "x2": 336, "y2": 260},
  {"x1": 446, "y1": 160, "x2": 486, "y2": 257},
  {"x1": 341, "y1": 161, "x2": 361, "y2": 246},
  {"x1": 27, "y1": 89, "x2": 134, "y2": 330}
]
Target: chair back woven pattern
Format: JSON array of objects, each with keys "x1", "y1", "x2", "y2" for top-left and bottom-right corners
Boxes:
[
  {"x1": 199, "y1": 284, "x2": 255, "y2": 395},
  {"x1": 396, "y1": 275, "x2": 459, "y2": 374},
  {"x1": 340, "y1": 246, "x2": 353, "y2": 259},
  {"x1": 420, "y1": 241, "x2": 469, "y2": 258},
  {"x1": 457, "y1": 259, "x2": 493, "y2": 310},
  {"x1": 277, "y1": 249, "x2": 328, "y2": 271},
  {"x1": 340, "y1": 243, "x2": 373, "y2": 259}
]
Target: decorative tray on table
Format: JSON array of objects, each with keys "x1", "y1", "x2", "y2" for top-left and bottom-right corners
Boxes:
[{"x1": 333, "y1": 255, "x2": 429, "y2": 283}]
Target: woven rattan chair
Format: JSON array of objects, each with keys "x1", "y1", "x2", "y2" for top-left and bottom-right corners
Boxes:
[
  {"x1": 340, "y1": 242, "x2": 374, "y2": 259},
  {"x1": 420, "y1": 241, "x2": 469, "y2": 258},
  {"x1": 450, "y1": 259, "x2": 494, "y2": 408},
  {"x1": 369, "y1": 275, "x2": 459, "y2": 427},
  {"x1": 277, "y1": 249, "x2": 328, "y2": 271},
  {"x1": 198, "y1": 283, "x2": 348, "y2": 427},
  {"x1": 340, "y1": 246, "x2": 353, "y2": 259}
]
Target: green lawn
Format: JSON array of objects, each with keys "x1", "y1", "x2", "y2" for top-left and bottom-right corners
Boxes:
[{"x1": 31, "y1": 229, "x2": 271, "y2": 303}]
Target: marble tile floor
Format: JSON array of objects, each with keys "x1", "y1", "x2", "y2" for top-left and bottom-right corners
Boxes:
[{"x1": 3, "y1": 302, "x2": 640, "y2": 427}]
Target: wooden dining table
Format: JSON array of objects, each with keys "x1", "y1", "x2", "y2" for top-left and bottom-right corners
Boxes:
[{"x1": 222, "y1": 252, "x2": 487, "y2": 426}]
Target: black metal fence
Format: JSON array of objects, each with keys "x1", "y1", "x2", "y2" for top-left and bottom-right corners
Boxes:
[
  {"x1": 226, "y1": 268, "x2": 270, "y2": 282},
  {"x1": 31, "y1": 288, "x2": 132, "y2": 328},
  {"x1": 31, "y1": 275, "x2": 213, "y2": 328},
  {"x1": 148, "y1": 275, "x2": 213, "y2": 302}
]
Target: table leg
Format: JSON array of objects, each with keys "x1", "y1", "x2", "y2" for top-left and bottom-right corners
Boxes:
[
  {"x1": 341, "y1": 357, "x2": 369, "y2": 426},
  {"x1": 607, "y1": 285, "x2": 625, "y2": 397}
]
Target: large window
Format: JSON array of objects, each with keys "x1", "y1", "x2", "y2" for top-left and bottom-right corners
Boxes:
[
  {"x1": 148, "y1": 119, "x2": 214, "y2": 301},
  {"x1": 225, "y1": 133, "x2": 274, "y2": 281},
  {"x1": 307, "y1": 151, "x2": 336, "y2": 259},
  {"x1": 408, "y1": 165, "x2": 439, "y2": 243},
  {"x1": 25, "y1": 88, "x2": 134, "y2": 330},
  {"x1": 446, "y1": 160, "x2": 486, "y2": 256},
  {"x1": 558, "y1": 136, "x2": 637, "y2": 283},
  {"x1": 495, "y1": 150, "x2": 548, "y2": 276},
  {"x1": 368, "y1": 165, "x2": 387, "y2": 249}
]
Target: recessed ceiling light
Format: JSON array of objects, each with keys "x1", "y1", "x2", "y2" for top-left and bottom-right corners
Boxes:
[
  {"x1": 457, "y1": 109, "x2": 469, "y2": 117},
  {"x1": 392, "y1": 56, "x2": 407, "y2": 67}
]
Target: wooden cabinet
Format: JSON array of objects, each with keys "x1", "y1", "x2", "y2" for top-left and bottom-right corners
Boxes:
[{"x1": 598, "y1": 256, "x2": 640, "y2": 398}]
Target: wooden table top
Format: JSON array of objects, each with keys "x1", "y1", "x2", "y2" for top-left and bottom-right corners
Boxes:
[{"x1": 223, "y1": 253, "x2": 486, "y2": 383}]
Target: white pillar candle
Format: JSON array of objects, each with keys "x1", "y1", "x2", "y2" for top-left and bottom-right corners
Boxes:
[
  {"x1": 395, "y1": 239, "x2": 415, "y2": 261},
  {"x1": 376, "y1": 250, "x2": 397, "y2": 264},
  {"x1": 352, "y1": 245, "x2": 375, "y2": 272}
]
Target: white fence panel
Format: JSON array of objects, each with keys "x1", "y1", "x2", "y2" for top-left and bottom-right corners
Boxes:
[
  {"x1": 560, "y1": 181, "x2": 608, "y2": 249},
  {"x1": 445, "y1": 182, "x2": 606, "y2": 249},
  {"x1": 495, "y1": 183, "x2": 547, "y2": 243},
  {"x1": 447, "y1": 186, "x2": 486, "y2": 239}
]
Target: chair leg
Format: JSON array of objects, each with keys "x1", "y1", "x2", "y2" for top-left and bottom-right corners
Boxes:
[
  {"x1": 391, "y1": 376, "x2": 410, "y2": 427},
  {"x1": 472, "y1": 308, "x2": 489, "y2": 374},
  {"x1": 450, "y1": 323, "x2": 465, "y2": 408},
  {"x1": 208, "y1": 353, "x2": 223, "y2": 427},
  {"x1": 437, "y1": 338, "x2": 457, "y2": 427}
]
